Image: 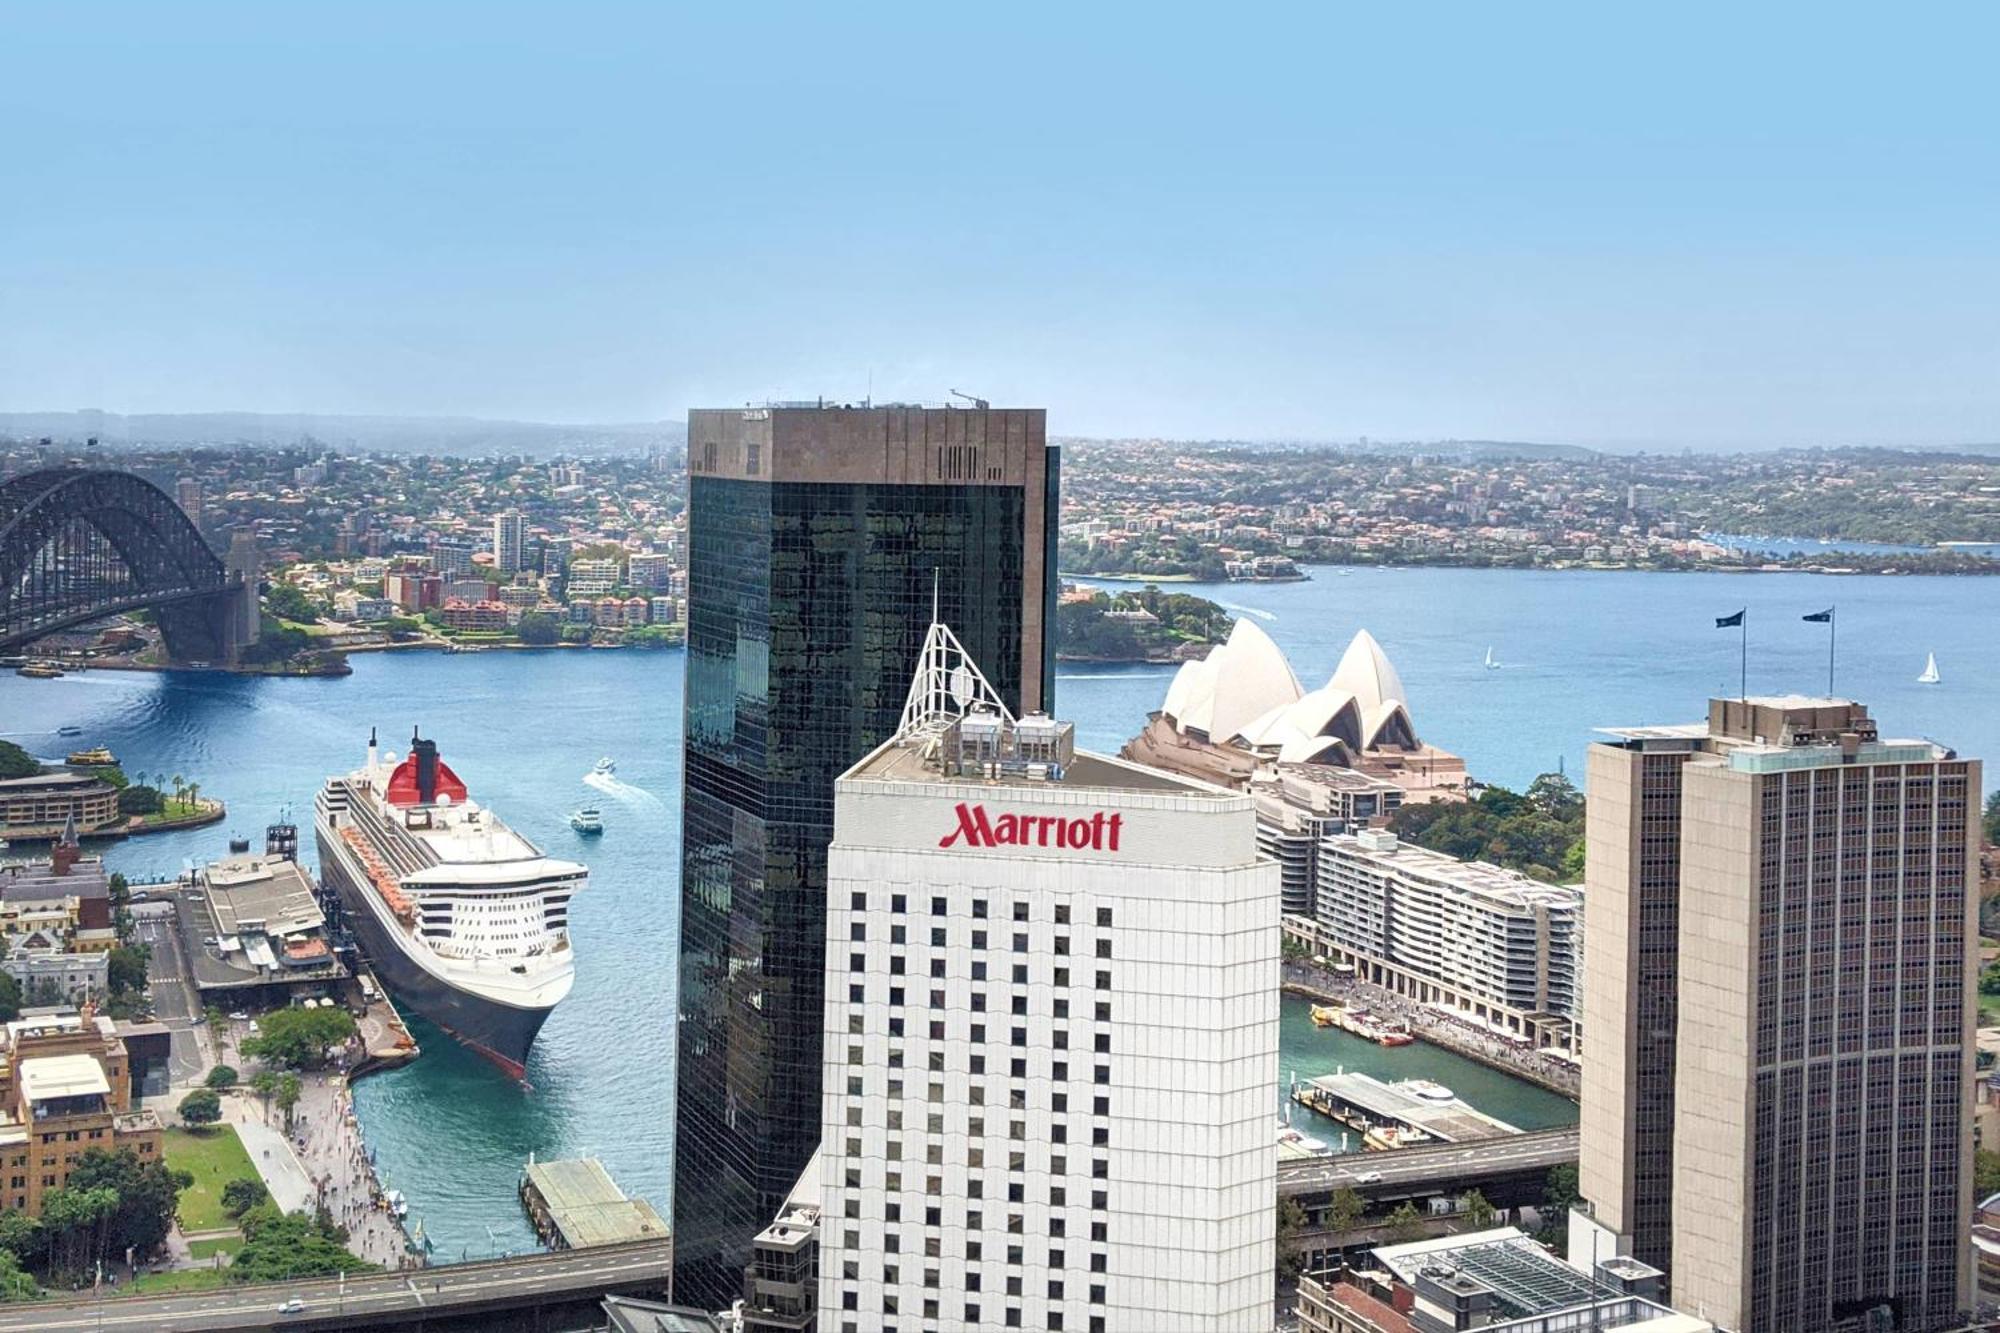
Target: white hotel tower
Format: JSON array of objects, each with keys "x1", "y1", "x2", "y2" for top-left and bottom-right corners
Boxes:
[{"x1": 818, "y1": 621, "x2": 1278, "y2": 1333}]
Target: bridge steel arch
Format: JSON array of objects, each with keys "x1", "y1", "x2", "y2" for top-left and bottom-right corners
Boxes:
[{"x1": 0, "y1": 468, "x2": 248, "y2": 662}]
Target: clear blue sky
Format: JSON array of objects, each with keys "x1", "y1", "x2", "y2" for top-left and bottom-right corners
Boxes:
[{"x1": 3, "y1": 3, "x2": 1996, "y2": 447}]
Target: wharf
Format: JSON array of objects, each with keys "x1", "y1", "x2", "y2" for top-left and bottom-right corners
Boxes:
[
  {"x1": 1293, "y1": 1070, "x2": 1518, "y2": 1147},
  {"x1": 519, "y1": 1157, "x2": 669, "y2": 1252},
  {"x1": 352, "y1": 974, "x2": 419, "y2": 1076}
]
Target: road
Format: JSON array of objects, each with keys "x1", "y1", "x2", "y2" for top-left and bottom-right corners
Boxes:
[
  {"x1": 1278, "y1": 1126, "x2": 1579, "y2": 1197},
  {"x1": 0, "y1": 1239, "x2": 674, "y2": 1331},
  {"x1": 135, "y1": 900, "x2": 209, "y2": 1086}
]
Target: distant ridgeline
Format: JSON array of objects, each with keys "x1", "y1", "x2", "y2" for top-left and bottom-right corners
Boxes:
[{"x1": 1055, "y1": 587, "x2": 1235, "y2": 663}]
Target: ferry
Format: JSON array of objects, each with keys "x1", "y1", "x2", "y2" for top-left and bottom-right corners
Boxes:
[
  {"x1": 315, "y1": 728, "x2": 585, "y2": 1078},
  {"x1": 569, "y1": 807, "x2": 603, "y2": 835},
  {"x1": 1320, "y1": 1004, "x2": 1414, "y2": 1047},
  {"x1": 1309, "y1": 1004, "x2": 1341, "y2": 1028},
  {"x1": 18, "y1": 664, "x2": 63, "y2": 680},
  {"x1": 66, "y1": 747, "x2": 117, "y2": 767}
]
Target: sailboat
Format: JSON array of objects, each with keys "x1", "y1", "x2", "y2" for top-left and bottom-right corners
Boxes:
[
  {"x1": 1483, "y1": 646, "x2": 1499, "y2": 670},
  {"x1": 1917, "y1": 652, "x2": 1940, "y2": 685}
]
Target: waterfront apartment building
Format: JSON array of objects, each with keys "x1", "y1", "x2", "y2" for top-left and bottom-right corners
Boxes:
[
  {"x1": 492, "y1": 509, "x2": 526, "y2": 574},
  {"x1": 566, "y1": 558, "x2": 622, "y2": 598},
  {"x1": 816, "y1": 640, "x2": 1277, "y2": 1333},
  {"x1": 1287, "y1": 829, "x2": 1581, "y2": 1051},
  {"x1": 1576, "y1": 697, "x2": 1975, "y2": 1332},
  {"x1": 675, "y1": 404, "x2": 1057, "y2": 1303},
  {"x1": 627, "y1": 551, "x2": 674, "y2": 589},
  {"x1": 1252, "y1": 766, "x2": 1403, "y2": 916}
]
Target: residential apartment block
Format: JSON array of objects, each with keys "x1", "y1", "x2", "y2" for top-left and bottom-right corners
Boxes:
[{"x1": 1286, "y1": 829, "x2": 1581, "y2": 1052}]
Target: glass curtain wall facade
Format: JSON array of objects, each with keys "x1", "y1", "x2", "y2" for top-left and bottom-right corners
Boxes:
[{"x1": 676, "y1": 407, "x2": 1052, "y2": 1303}]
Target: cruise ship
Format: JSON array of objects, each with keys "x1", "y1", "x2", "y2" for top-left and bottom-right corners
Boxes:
[{"x1": 314, "y1": 728, "x2": 584, "y2": 1077}]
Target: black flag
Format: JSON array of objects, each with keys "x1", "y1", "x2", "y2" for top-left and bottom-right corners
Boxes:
[
  {"x1": 1716, "y1": 609, "x2": 1745, "y2": 628},
  {"x1": 1803, "y1": 608, "x2": 1832, "y2": 623}
]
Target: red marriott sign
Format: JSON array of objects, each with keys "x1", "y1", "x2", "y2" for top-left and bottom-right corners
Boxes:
[{"x1": 938, "y1": 803, "x2": 1124, "y2": 853}]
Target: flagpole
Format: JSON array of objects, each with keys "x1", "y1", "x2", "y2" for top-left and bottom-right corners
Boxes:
[
  {"x1": 1740, "y1": 609, "x2": 1748, "y2": 702},
  {"x1": 1828, "y1": 605, "x2": 1836, "y2": 695}
]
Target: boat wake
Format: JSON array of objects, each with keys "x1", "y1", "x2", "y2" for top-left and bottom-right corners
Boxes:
[
  {"x1": 1219, "y1": 602, "x2": 1277, "y2": 622},
  {"x1": 583, "y1": 771, "x2": 661, "y2": 808}
]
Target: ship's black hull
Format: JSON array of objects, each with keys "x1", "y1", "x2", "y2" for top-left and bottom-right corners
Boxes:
[{"x1": 317, "y1": 831, "x2": 553, "y2": 1077}]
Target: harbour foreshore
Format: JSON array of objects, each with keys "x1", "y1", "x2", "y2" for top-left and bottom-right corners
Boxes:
[{"x1": 1282, "y1": 960, "x2": 1580, "y2": 1099}]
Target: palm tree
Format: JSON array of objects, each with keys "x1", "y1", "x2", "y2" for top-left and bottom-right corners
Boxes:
[
  {"x1": 171, "y1": 774, "x2": 185, "y2": 810},
  {"x1": 186, "y1": 782, "x2": 201, "y2": 813}
]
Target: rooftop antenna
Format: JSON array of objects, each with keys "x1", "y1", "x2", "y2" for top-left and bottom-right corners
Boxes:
[
  {"x1": 931, "y1": 568, "x2": 940, "y2": 624},
  {"x1": 949, "y1": 389, "x2": 989, "y2": 410}
]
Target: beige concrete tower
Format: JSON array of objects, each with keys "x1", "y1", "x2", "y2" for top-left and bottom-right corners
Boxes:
[{"x1": 1579, "y1": 697, "x2": 1975, "y2": 1333}]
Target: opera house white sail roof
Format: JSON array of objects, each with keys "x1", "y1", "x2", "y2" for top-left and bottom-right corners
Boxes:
[{"x1": 1160, "y1": 623, "x2": 1420, "y2": 767}]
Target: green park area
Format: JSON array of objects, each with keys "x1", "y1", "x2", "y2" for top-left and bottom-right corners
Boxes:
[
  {"x1": 126, "y1": 1266, "x2": 230, "y2": 1295},
  {"x1": 165, "y1": 1126, "x2": 261, "y2": 1233}
]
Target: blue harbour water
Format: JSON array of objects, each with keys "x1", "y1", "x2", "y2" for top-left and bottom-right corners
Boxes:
[{"x1": 0, "y1": 566, "x2": 1992, "y2": 1259}]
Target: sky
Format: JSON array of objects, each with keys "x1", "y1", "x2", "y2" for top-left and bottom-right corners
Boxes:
[{"x1": 3, "y1": 2, "x2": 1997, "y2": 448}]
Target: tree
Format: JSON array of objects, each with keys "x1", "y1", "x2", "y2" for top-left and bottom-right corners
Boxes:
[
  {"x1": 38, "y1": 1185, "x2": 117, "y2": 1279},
  {"x1": 1985, "y1": 790, "x2": 2000, "y2": 846},
  {"x1": 205, "y1": 1064, "x2": 238, "y2": 1089},
  {"x1": 118, "y1": 785, "x2": 164, "y2": 816},
  {"x1": 221, "y1": 1178, "x2": 270, "y2": 1219},
  {"x1": 106, "y1": 945, "x2": 149, "y2": 998},
  {"x1": 516, "y1": 612, "x2": 560, "y2": 645},
  {"x1": 170, "y1": 775, "x2": 185, "y2": 808},
  {"x1": 1385, "y1": 1200, "x2": 1427, "y2": 1243},
  {"x1": 0, "y1": 1211, "x2": 44, "y2": 1267},
  {"x1": 24, "y1": 978, "x2": 65, "y2": 1009},
  {"x1": 1977, "y1": 1149, "x2": 2000, "y2": 1198},
  {"x1": 0, "y1": 975, "x2": 22, "y2": 1026},
  {"x1": 264, "y1": 582, "x2": 325, "y2": 624},
  {"x1": 249, "y1": 1070, "x2": 280, "y2": 1114},
  {"x1": 1462, "y1": 1189, "x2": 1497, "y2": 1229},
  {"x1": 240, "y1": 1006, "x2": 357, "y2": 1070},
  {"x1": 227, "y1": 1207, "x2": 375, "y2": 1284},
  {"x1": 1326, "y1": 1185, "x2": 1366, "y2": 1236},
  {"x1": 1525, "y1": 772, "x2": 1583, "y2": 822},
  {"x1": 185, "y1": 781, "x2": 202, "y2": 811},
  {"x1": 177, "y1": 1088, "x2": 223, "y2": 1127},
  {"x1": 275, "y1": 1073, "x2": 302, "y2": 1131},
  {"x1": 1537, "y1": 1164, "x2": 1580, "y2": 1249},
  {"x1": 0, "y1": 1248, "x2": 39, "y2": 1303},
  {"x1": 66, "y1": 1149, "x2": 189, "y2": 1263},
  {"x1": 1276, "y1": 1197, "x2": 1309, "y2": 1279},
  {"x1": 0, "y1": 742, "x2": 38, "y2": 782}
]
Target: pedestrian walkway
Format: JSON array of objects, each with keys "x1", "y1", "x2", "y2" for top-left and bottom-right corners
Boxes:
[
  {"x1": 258, "y1": 1063, "x2": 418, "y2": 1271},
  {"x1": 228, "y1": 1105, "x2": 314, "y2": 1214}
]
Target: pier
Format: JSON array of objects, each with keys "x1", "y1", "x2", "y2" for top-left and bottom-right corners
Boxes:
[
  {"x1": 1292, "y1": 1070, "x2": 1520, "y2": 1148},
  {"x1": 519, "y1": 1157, "x2": 670, "y2": 1252}
]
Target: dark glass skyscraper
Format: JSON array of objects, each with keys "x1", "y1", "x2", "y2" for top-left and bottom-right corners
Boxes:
[{"x1": 675, "y1": 405, "x2": 1056, "y2": 1301}]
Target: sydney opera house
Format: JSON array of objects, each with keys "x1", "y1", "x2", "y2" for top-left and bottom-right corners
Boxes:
[{"x1": 1120, "y1": 619, "x2": 1469, "y2": 801}]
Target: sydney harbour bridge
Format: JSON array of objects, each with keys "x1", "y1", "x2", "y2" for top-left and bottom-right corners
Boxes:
[{"x1": 0, "y1": 467, "x2": 258, "y2": 663}]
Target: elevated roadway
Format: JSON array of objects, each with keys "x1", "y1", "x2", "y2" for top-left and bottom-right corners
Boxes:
[
  {"x1": 0, "y1": 1238, "x2": 673, "y2": 1332},
  {"x1": 1279, "y1": 1126, "x2": 1578, "y2": 1208}
]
